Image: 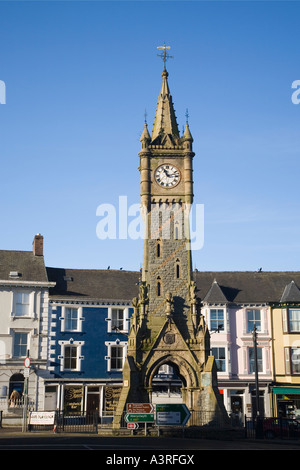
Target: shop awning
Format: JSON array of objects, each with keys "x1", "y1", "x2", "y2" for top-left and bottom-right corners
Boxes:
[{"x1": 273, "y1": 387, "x2": 300, "y2": 395}]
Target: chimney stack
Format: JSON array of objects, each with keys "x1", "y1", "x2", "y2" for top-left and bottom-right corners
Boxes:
[{"x1": 33, "y1": 233, "x2": 44, "y2": 256}]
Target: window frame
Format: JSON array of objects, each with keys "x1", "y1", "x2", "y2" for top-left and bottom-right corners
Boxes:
[
  {"x1": 60, "y1": 306, "x2": 83, "y2": 332},
  {"x1": 282, "y1": 308, "x2": 300, "y2": 334},
  {"x1": 16, "y1": 292, "x2": 30, "y2": 316},
  {"x1": 106, "y1": 307, "x2": 130, "y2": 333},
  {"x1": 58, "y1": 339, "x2": 84, "y2": 372},
  {"x1": 211, "y1": 346, "x2": 226, "y2": 373},
  {"x1": 209, "y1": 308, "x2": 225, "y2": 332},
  {"x1": 105, "y1": 341, "x2": 127, "y2": 372},
  {"x1": 246, "y1": 309, "x2": 262, "y2": 333},
  {"x1": 64, "y1": 345, "x2": 78, "y2": 370},
  {"x1": 284, "y1": 347, "x2": 300, "y2": 375},
  {"x1": 12, "y1": 331, "x2": 29, "y2": 357},
  {"x1": 111, "y1": 309, "x2": 125, "y2": 332},
  {"x1": 65, "y1": 308, "x2": 78, "y2": 331},
  {"x1": 11, "y1": 290, "x2": 35, "y2": 318},
  {"x1": 110, "y1": 345, "x2": 124, "y2": 370},
  {"x1": 248, "y1": 346, "x2": 263, "y2": 374}
]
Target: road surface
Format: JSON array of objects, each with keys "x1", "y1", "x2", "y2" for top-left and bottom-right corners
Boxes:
[{"x1": 0, "y1": 430, "x2": 299, "y2": 452}]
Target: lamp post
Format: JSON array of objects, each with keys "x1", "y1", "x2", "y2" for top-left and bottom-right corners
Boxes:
[
  {"x1": 22, "y1": 350, "x2": 30, "y2": 432},
  {"x1": 252, "y1": 326, "x2": 263, "y2": 438},
  {"x1": 252, "y1": 326, "x2": 260, "y2": 418}
]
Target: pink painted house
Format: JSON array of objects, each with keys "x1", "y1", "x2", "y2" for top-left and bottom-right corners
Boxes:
[{"x1": 196, "y1": 271, "x2": 275, "y2": 421}]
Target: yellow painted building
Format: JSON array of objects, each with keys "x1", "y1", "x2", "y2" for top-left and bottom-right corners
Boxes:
[{"x1": 270, "y1": 280, "x2": 300, "y2": 417}]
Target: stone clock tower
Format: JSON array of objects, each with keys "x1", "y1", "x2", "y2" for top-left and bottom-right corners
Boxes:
[{"x1": 113, "y1": 56, "x2": 228, "y2": 427}]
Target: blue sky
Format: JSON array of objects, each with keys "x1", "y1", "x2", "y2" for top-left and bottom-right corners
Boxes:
[{"x1": 0, "y1": 0, "x2": 299, "y2": 273}]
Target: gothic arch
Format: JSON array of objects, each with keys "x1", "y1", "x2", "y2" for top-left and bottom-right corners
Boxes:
[{"x1": 144, "y1": 353, "x2": 199, "y2": 390}]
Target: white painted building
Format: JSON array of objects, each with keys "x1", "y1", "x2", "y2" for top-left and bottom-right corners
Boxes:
[{"x1": 0, "y1": 234, "x2": 55, "y2": 423}]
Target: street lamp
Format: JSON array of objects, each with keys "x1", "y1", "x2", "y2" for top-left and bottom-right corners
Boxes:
[
  {"x1": 22, "y1": 349, "x2": 30, "y2": 432},
  {"x1": 252, "y1": 326, "x2": 260, "y2": 419},
  {"x1": 252, "y1": 326, "x2": 263, "y2": 438}
]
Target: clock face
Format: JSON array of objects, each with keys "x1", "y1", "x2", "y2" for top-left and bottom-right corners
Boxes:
[{"x1": 154, "y1": 164, "x2": 181, "y2": 188}]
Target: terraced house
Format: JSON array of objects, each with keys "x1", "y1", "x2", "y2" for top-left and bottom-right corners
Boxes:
[
  {"x1": 270, "y1": 279, "x2": 300, "y2": 418},
  {"x1": 44, "y1": 266, "x2": 137, "y2": 422},
  {"x1": 197, "y1": 271, "x2": 300, "y2": 422},
  {"x1": 0, "y1": 237, "x2": 300, "y2": 424},
  {"x1": 0, "y1": 235, "x2": 55, "y2": 425}
]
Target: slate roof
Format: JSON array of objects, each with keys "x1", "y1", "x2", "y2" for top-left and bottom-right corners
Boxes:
[
  {"x1": 203, "y1": 280, "x2": 229, "y2": 304},
  {"x1": 195, "y1": 271, "x2": 300, "y2": 304},
  {"x1": 1, "y1": 247, "x2": 298, "y2": 305},
  {"x1": 0, "y1": 250, "x2": 48, "y2": 283},
  {"x1": 46, "y1": 267, "x2": 140, "y2": 303},
  {"x1": 280, "y1": 280, "x2": 300, "y2": 303},
  {"x1": 46, "y1": 266, "x2": 300, "y2": 305}
]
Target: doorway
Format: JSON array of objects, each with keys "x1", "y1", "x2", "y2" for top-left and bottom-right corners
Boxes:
[
  {"x1": 86, "y1": 393, "x2": 100, "y2": 415},
  {"x1": 44, "y1": 386, "x2": 57, "y2": 411},
  {"x1": 9, "y1": 373, "x2": 24, "y2": 403},
  {"x1": 230, "y1": 394, "x2": 243, "y2": 426}
]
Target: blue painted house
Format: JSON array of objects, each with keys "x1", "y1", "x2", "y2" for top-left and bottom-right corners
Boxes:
[{"x1": 45, "y1": 267, "x2": 139, "y2": 419}]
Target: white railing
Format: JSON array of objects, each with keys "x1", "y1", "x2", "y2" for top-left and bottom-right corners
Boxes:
[{"x1": 0, "y1": 397, "x2": 35, "y2": 411}]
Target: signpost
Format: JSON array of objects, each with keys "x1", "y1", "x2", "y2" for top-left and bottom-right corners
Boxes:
[
  {"x1": 125, "y1": 413, "x2": 154, "y2": 423},
  {"x1": 155, "y1": 404, "x2": 191, "y2": 426},
  {"x1": 127, "y1": 422, "x2": 139, "y2": 430},
  {"x1": 125, "y1": 403, "x2": 155, "y2": 435},
  {"x1": 124, "y1": 403, "x2": 191, "y2": 435},
  {"x1": 127, "y1": 403, "x2": 154, "y2": 414},
  {"x1": 24, "y1": 357, "x2": 31, "y2": 369}
]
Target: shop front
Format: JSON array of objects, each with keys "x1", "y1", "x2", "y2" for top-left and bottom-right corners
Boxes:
[
  {"x1": 272, "y1": 387, "x2": 300, "y2": 418},
  {"x1": 44, "y1": 381, "x2": 122, "y2": 422}
]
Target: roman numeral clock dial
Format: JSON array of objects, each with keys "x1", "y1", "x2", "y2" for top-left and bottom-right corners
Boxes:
[{"x1": 154, "y1": 164, "x2": 181, "y2": 188}]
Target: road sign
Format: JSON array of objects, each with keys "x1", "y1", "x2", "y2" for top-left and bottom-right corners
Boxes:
[
  {"x1": 125, "y1": 413, "x2": 155, "y2": 423},
  {"x1": 24, "y1": 357, "x2": 30, "y2": 368},
  {"x1": 127, "y1": 403, "x2": 154, "y2": 414},
  {"x1": 127, "y1": 422, "x2": 139, "y2": 430},
  {"x1": 156, "y1": 404, "x2": 191, "y2": 426}
]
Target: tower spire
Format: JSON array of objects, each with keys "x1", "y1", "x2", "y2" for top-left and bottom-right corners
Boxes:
[{"x1": 151, "y1": 46, "x2": 179, "y2": 145}]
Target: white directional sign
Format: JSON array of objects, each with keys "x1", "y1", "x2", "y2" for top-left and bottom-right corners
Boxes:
[{"x1": 157, "y1": 411, "x2": 181, "y2": 424}]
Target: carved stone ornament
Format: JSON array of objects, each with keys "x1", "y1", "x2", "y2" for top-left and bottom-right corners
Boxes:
[
  {"x1": 164, "y1": 333, "x2": 175, "y2": 344},
  {"x1": 139, "y1": 281, "x2": 149, "y2": 304}
]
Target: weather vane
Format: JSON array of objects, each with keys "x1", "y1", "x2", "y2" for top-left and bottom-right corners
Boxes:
[
  {"x1": 157, "y1": 44, "x2": 173, "y2": 69},
  {"x1": 185, "y1": 108, "x2": 189, "y2": 124}
]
